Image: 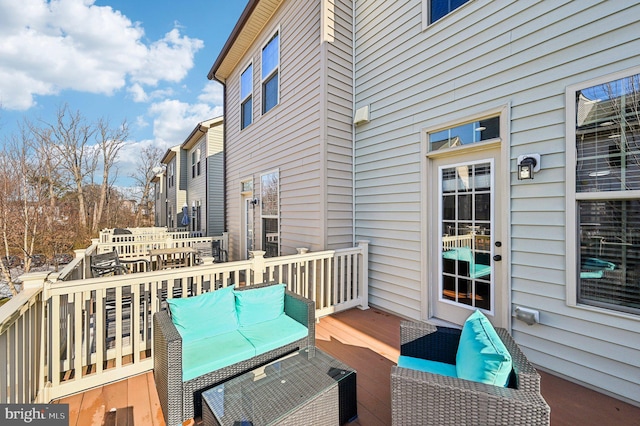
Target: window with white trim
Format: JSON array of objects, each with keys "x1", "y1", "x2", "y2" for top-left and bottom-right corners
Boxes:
[
  {"x1": 423, "y1": 0, "x2": 470, "y2": 25},
  {"x1": 241, "y1": 63, "x2": 253, "y2": 129},
  {"x1": 261, "y1": 170, "x2": 279, "y2": 257},
  {"x1": 168, "y1": 162, "x2": 175, "y2": 188},
  {"x1": 191, "y1": 148, "x2": 201, "y2": 179},
  {"x1": 569, "y1": 70, "x2": 640, "y2": 315},
  {"x1": 262, "y1": 31, "x2": 279, "y2": 114}
]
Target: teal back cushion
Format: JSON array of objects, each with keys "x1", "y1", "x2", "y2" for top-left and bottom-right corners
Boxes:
[
  {"x1": 168, "y1": 285, "x2": 237, "y2": 342},
  {"x1": 456, "y1": 310, "x2": 512, "y2": 387},
  {"x1": 235, "y1": 284, "x2": 285, "y2": 326}
]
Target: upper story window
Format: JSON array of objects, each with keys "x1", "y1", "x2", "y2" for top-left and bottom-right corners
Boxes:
[
  {"x1": 428, "y1": 116, "x2": 500, "y2": 152},
  {"x1": 241, "y1": 63, "x2": 253, "y2": 129},
  {"x1": 567, "y1": 70, "x2": 640, "y2": 316},
  {"x1": 168, "y1": 162, "x2": 175, "y2": 188},
  {"x1": 262, "y1": 31, "x2": 280, "y2": 114},
  {"x1": 191, "y1": 148, "x2": 201, "y2": 179},
  {"x1": 424, "y1": 0, "x2": 470, "y2": 25}
]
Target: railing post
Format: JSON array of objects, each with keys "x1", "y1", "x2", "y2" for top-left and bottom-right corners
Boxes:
[
  {"x1": 12, "y1": 272, "x2": 50, "y2": 403},
  {"x1": 356, "y1": 240, "x2": 370, "y2": 310},
  {"x1": 74, "y1": 249, "x2": 87, "y2": 280},
  {"x1": 249, "y1": 251, "x2": 266, "y2": 285}
]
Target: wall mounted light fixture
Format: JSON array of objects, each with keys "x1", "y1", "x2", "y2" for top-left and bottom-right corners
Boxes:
[
  {"x1": 517, "y1": 153, "x2": 541, "y2": 180},
  {"x1": 250, "y1": 198, "x2": 259, "y2": 206}
]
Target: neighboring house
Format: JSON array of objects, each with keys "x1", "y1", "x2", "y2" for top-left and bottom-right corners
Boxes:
[
  {"x1": 160, "y1": 146, "x2": 187, "y2": 230},
  {"x1": 152, "y1": 171, "x2": 167, "y2": 227},
  {"x1": 181, "y1": 117, "x2": 225, "y2": 236},
  {"x1": 209, "y1": 0, "x2": 354, "y2": 260},
  {"x1": 210, "y1": 0, "x2": 640, "y2": 406}
]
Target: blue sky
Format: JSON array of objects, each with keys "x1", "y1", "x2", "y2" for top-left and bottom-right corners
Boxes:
[{"x1": 0, "y1": 0, "x2": 248, "y2": 185}]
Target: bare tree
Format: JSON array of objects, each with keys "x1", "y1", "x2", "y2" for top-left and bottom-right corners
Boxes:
[
  {"x1": 94, "y1": 118, "x2": 128, "y2": 233},
  {"x1": 130, "y1": 145, "x2": 163, "y2": 227},
  {"x1": 32, "y1": 104, "x2": 99, "y2": 232},
  {"x1": 0, "y1": 145, "x2": 20, "y2": 295}
]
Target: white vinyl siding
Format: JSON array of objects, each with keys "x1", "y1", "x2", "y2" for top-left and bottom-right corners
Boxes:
[
  {"x1": 325, "y1": 0, "x2": 355, "y2": 248},
  {"x1": 224, "y1": 0, "x2": 354, "y2": 260},
  {"x1": 355, "y1": 0, "x2": 640, "y2": 405}
]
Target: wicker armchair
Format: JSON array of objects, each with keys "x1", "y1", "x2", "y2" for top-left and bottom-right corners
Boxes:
[
  {"x1": 391, "y1": 321, "x2": 550, "y2": 425},
  {"x1": 153, "y1": 283, "x2": 315, "y2": 425}
]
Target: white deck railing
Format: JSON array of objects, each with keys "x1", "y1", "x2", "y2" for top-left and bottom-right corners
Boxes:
[{"x1": 0, "y1": 241, "x2": 369, "y2": 404}]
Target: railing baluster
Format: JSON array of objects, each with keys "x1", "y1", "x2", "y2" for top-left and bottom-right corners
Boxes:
[
  {"x1": 132, "y1": 283, "x2": 141, "y2": 364},
  {"x1": 73, "y1": 291, "x2": 83, "y2": 380},
  {"x1": 95, "y1": 288, "x2": 104, "y2": 375},
  {"x1": 115, "y1": 286, "x2": 122, "y2": 369}
]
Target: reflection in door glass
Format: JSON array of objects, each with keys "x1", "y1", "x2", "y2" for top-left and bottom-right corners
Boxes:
[{"x1": 441, "y1": 162, "x2": 492, "y2": 310}]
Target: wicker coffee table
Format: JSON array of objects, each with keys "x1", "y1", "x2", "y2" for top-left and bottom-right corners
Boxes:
[{"x1": 201, "y1": 347, "x2": 357, "y2": 425}]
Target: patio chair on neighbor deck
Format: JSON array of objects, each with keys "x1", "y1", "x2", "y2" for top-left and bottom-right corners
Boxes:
[
  {"x1": 90, "y1": 251, "x2": 150, "y2": 276},
  {"x1": 193, "y1": 241, "x2": 214, "y2": 265},
  {"x1": 391, "y1": 315, "x2": 550, "y2": 425},
  {"x1": 90, "y1": 251, "x2": 127, "y2": 277}
]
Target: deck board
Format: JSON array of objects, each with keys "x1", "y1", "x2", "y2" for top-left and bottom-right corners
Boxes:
[{"x1": 53, "y1": 307, "x2": 640, "y2": 425}]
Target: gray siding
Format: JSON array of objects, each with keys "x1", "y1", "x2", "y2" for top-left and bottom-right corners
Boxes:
[
  {"x1": 325, "y1": 0, "x2": 354, "y2": 248},
  {"x1": 224, "y1": 0, "x2": 353, "y2": 260},
  {"x1": 186, "y1": 137, "x2": 207, "y2": 233},
  {"x1": 207, "y1": 124, "x2": 224, "y2": 235},
  {"x1": 225, "y1": 0, "x2": 323, "y2": 260},
  {"x1": 354, "y1": 0, "x2": 640, "y2": 404}
]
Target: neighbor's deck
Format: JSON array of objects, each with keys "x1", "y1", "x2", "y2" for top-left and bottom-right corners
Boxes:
[{"x1": 55, "y1": 307, "x2": 640, "y2": 426}]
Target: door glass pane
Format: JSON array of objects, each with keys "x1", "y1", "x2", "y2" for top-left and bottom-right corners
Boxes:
[
  {"x1": 245, "y1": 199, "x2": 254, "y2": 259},
  {"x1": 440, "y1": 162, "x2": 492, "y2": 309}
]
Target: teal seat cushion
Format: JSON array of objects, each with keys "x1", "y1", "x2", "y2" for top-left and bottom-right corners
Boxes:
[
  {"x1": 234, "y1": 284, "x2": 285, "y2": 326},
  {"x1": 168, "y1": 286, "x2": 237, "y2": 343},
  {"x1": 239, "y1": 314, "x2": 308, "y2": 355},
  {"x1": 442, "y1": 247, "x2": 491, "y2": 279},
  {"x1": 456, "y1": 310, "x2": 512, "y2": 387},
  {"x1": 182, "y1": 330, "x2": 255, "y2": 382},
  {"x1": 397, "y1": 355, "x2": 458, "y2": 378}
]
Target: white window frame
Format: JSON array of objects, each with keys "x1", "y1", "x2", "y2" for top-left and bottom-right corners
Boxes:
[
  {"x1": 565, "y1": 66, "x2": 640, "y2": 318},
  {"x1": 240, "y1": 61, "x2": 253, "y2": 130},
  {"x1": 261, "y1": 28, "x2": 280, "y2": 115}
]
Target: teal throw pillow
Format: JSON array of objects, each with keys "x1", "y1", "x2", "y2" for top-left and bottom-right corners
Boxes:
[
  {"x1": 234, "y1": 284, "x2": 285, "y2": 326},
  {"x1": 168, "y1": 285, "x2": 237, "y2": 342},
  {"x1": 455, "y1": 310, "x2": 512, "y2": 387}
]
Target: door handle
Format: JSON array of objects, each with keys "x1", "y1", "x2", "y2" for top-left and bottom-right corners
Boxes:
[{"x1": 493, "y1": 255, "x2": 502, "y2": 261}]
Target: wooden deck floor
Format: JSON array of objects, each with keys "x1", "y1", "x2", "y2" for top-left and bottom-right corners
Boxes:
[{"x1": 55, "y1": 307, "x2": 640, "y2": 425}]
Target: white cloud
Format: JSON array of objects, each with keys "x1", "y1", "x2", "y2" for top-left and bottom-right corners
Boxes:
[
  {"x1": 131, "y1": 29, "x2": 203, "y2": 86},
  {"x1": 0, "y1": 0, "x2": 203, "y2": 110},
  {"x1": 147, "y1": 99, "x2": 222, "y2": 145},
  {"x1": 128, "y1": 83, "x2": 148, "y2": 103},
  {"x1": 198, "y1": 81, "x2": 224, "y2": 106}
]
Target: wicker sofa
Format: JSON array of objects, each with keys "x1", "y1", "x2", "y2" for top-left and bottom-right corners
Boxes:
[
  {"x1": 153, "y1": 282, "x2": 315, "y2": 426},
  {"x1": 391, "y1": 319, "x2": 550, "y2": 426}
]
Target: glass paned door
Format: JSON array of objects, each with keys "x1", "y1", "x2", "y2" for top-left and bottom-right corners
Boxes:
[
  {"x1": 431, "y1": 151, "x2": 503, "y2": 326},
  {"x1": 244, "y1": 197, "x2": 254, "y2": 259},
  {"x1": 441, "y1": 162, "x2": 492, "y2": 309}
]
